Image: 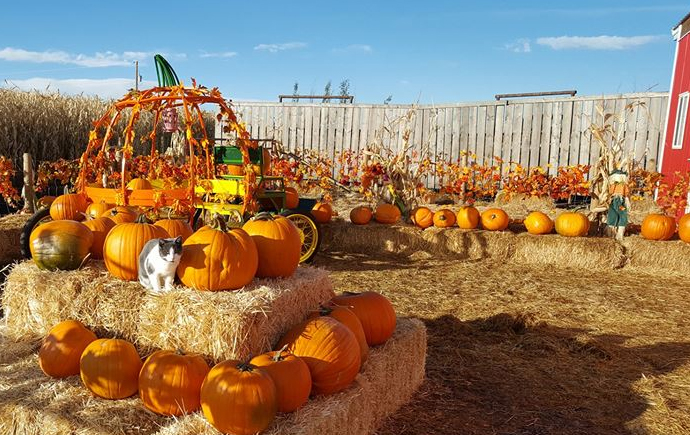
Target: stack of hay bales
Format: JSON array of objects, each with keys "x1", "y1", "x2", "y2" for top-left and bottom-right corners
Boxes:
[{"x1": 0, "y1": 213, "x2": 30, "y2": 265}]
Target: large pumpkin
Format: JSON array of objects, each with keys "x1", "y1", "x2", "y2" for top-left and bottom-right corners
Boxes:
[
  {"x1": 524, "y1": 211, "x2": 554, "y2": 235},
  {"x1": 85, "y1": 201, "x2": 113, "y2": 220},
  {"x1": 177, "y1": 217, "x2": 258, "y2": 291},
  {"x1": 80, "y1": 338, "x2": 142, "y2": 400},
  {"x1": 285, "y1": 187, "x2": 299, "y2": 209},
  {"x1": 154, "y1": 218, "x2": 194, "y2": 242},
  {"x1": 103, "y1": 214, "x2": 169, "y2": 281},
  {"x1": 139, "y1": 350, "x2": 210, "y2": 416},
  {"x1": 49, "y1": 193, "x2": 88, "y2": 221},
  {"x1": 39, "y1": 320, "x2": 97, "y2": 378},
  {"x1": 311, "y1": 202, "x2": 333, "y2": 223},
  {"x1": 411, "y1": 206, "x2": 434, "y2": 229},
  {"x1": 126, "y1": 177, "x2": 153, "y2": 190},
  {"x1": 310, "y1": 304, "x2": 369, "y2": 363},
  {"x1": 480, "y1": 208, "x2": 509, "y2": 231},
  {"x1": 242, "y1": 212, "x2": 301, "y2": 278},
  {"x1": 200, "y1": 360, "x2": 277, "y2": 435},
  {"x1": 433, "y1": 209, "x2": 456, "y2": 228},
  {"x1": 331, "y1": 291, "x2": 397, "y2": 346},
  {"x1": 679, "y1": 213, "x2": 690, "y2": 243},
  {"x1": 82, "y1": 216, "x2": 115, "y2": 259},
  {"x1": 350, "y1": 206, "x2": 373, "y2": 225},
  {"x1": 554, "y1": 212, "x2": 590, "y2": 237},
  {"x1": 250, "y1": 347, "x2": 312, "y2": 413},
  {"x1": 30, "y1": 220, "x2": 93, "y2": 270},
  {"x1": 641, "y1": 214, "x2": 676, "y2": 241},
  {"x1": 374, "y1": 203, "x2": 401, "y2": 224},
  {"x1": 101, "y1": 206, "x2": 139, "y2": 224},
  {"x1": 456, "y1": 205, "x2": 480, "y2": 229},
  {"x1": 277, "y1": 316, "x2": 361, "y2": 395}
]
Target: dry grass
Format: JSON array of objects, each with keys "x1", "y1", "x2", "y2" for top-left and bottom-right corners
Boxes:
[
  {"x1": 2, "y1": 261, "x2": 334, "y2": 361},
  {"x1": 0, "y1": 319, "x2": 425, "y2": 435},
  {"x1": 0, "y1": 213, "x2": 30, "y2": 265}
]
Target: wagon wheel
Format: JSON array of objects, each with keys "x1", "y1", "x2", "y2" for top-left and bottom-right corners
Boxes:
[
  {"x1": 282, "y1": 211, "x2": 320, "y2": 263},
  {"x1": 20, "y1": 207, "x2": 52, "y2": 259}
]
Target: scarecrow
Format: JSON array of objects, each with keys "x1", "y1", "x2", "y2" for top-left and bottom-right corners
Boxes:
[{"x1": 607, "y1": 169, "x2": 630, "y2": 240}]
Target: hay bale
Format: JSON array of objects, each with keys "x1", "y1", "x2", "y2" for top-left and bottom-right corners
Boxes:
[
  {"x1": 623, "y1": 236, "x2": 690, "y2": 277},
  {"x1": 0, "y1": 213, "x2": 30, "y2": 265},
  {"x1": 2, "y1": 261, "x2": 334, "y2": 361},
  {"x1": 0, "y1": 318, "x2": 426, "y2": 435}
]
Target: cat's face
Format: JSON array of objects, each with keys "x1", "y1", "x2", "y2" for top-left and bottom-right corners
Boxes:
[{"x1": 158, "y1": 236, "x2": 183, "y2": 262}]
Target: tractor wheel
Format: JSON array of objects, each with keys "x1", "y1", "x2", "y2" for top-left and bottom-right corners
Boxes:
[{"x1": 282, "y1": 211, "x2": 321, "y2": 263}]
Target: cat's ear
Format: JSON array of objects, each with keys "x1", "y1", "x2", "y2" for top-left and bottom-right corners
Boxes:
[
  {"x1": 174, "y1": 236, "x2": 183, "y2": 244},
  {"x1": 158, "y1": 238, "x2": 166, "y2": 247}
]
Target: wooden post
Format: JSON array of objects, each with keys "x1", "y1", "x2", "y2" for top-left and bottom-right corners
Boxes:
[{"x1": 22, "y1": 153, "x2": 35, "y2": 213}]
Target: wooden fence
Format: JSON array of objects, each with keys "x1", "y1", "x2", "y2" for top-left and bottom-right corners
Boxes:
[{"x1": 218, "y1": 92, "x2": 668, "y2": 186}]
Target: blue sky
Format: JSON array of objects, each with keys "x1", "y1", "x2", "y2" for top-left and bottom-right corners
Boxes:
[{"x1": 0, "y1": 1, "x2": 687, "y2": 104}]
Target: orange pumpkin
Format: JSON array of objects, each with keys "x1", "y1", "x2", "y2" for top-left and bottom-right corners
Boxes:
[
  {"x1": 641, "y1": 214, "x2": 676, "y2": 241},
  {"x1": 80, "y1": 338, "x2": 142, "y2": 400},
  {"x1": 433, "y1": 209, "x2": 456, "y2": 228},
  {"x1": 285, "y1": 187, "x2": 300, "y2": 209},
  {"x1": 456, "y1": 205, "x2": 480, "y2": 229},
  {"x1": 411, "y1": 206, "x2": 434, "y2": 229},
  {"x1": 250, "y1": 347, "x2": 312, "y2": 413},
  {"x1": 554, "y1": 212, "x2": 590, "y2": 237},
  {"x1": 311, "y1": 202, "x2": 333, "y2": 223},
  {"x1": 82, "y1": 216, "x2": 115, "y2": 259},
  {"x1": 103, "y1": 214, "x2": 169, "y2": 281},
  {"x1": 126, "y1": 177, "x2": 153, "y2": 190},
  {"x1": 29, "y1": 220, "x2": 93, "y2": 270},
  {"x1": 310, "y1": 304, "x2": 369, "y2": 363},
  {"x1": 331, "y1": 291, "x2": 397, "y2": 346},
  {"x1": 480, "y1": 208, "x2": 510, "y2": 231},
  {"x1": 350, "y1": 206, "x2": 373, "y2": 225},
  {"x1": 101, "y1": 206, "x2": 138, "y2": 224},
  {"x1": 49, "y1": 193, "x2": 87, "y2": 221},
  {"x1": 277, "y1": 316, "x2": 361, "y2": 395},
  {"x1": 523, "y1": 211, "x2": 554, "y2": 235},
  {"x1": 39, "y1": 320, "x2": 97, "y2": 378},
  {"x1": 154, "y1": 218, "x2": 194, "y2": 242},
  {"x1": 679, "y1": 213, "x2": 690, "y2": 243},
  {"x1": 201, "y1": 359, "x2": 277, "y2": 435},
  {"x1": 37, "y1": 195, "x2": 56, "y2": 208},
  {"x1": 242, "y1": 212, "x2": 301, "y2": 278},
  {"x1": 374, "y1": 203, "x2": 401, "y2": 224},
  {"x1": 85, "y1": 201, "x2": 113, "y2": 220},
  {"x1": 139, "y1": 350, "x2": 211, "y2": 416},
  {"x1": 177, "y1": 217, "x2": 258, "y2": 291}
]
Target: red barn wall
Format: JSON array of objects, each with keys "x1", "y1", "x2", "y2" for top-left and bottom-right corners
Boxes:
[{"x1": 662, "y1": 33, "x2": 690, "y2": 176}]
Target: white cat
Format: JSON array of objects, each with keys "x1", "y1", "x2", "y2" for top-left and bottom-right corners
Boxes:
[{"x1": 138, "y1": 237, "x2": 183, "y2": 293}]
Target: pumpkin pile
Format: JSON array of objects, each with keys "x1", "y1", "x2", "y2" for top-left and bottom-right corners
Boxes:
[{"x1": 38, "y1": 290, "x2": 398, "y2": 435}]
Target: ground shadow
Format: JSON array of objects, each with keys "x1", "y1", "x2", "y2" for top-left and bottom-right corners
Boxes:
[{"x1": 377, "y1": 313, "x2": 690, "y2": 435}]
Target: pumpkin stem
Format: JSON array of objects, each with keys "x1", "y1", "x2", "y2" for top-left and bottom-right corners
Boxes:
[
  {"x1": 135, "y1": 213, "x2": 150, "y2": 224},
  {"x1": 175, "y1": 348, "x2": 185, "y2": 356},
  {"x1": 317, "y1": 304, "x2": 334, "y2": 316},
  {"x1": 252, "y1": 211, "x2": 274, "y2": 221},
  {"x1": 209, "y1": 214, "x2": 228, "y2": 232},
  {"x1": 236, "y1": 357, "x2": 256, "y2": 372},
  {"x1": 272, "y1": 344, "x2": 289, "y2": 362}
]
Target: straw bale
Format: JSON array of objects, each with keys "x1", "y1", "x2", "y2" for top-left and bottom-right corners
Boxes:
[
  {"x1": 622, "y1": 235, "x2": 690, "y2": 277},
  {"x1": 2, "y1": 261, "x2": 334, "y2": 361},
  {"x1": 0, "y1": 318, "x2": 426, "y2": 435},
  {"x1": 0, "y1": 213, "x2": 30, "y2": 264}
]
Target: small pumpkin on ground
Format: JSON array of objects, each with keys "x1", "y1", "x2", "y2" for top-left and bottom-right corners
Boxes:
[
  {"x1": 524, "y1": 211, "x2": 554, "y2": 235},
  {"x1": 126, "y1": 177, "x2": 153, "y2": 190},
  {"x1": 201, "y1": 359, "x2": 277, "y2": 435},
  {"x1": 139, "y1": 349, "x2": 210, "y2": 416},
  {"x1": 309, "y1": 304, "x2": 369, "y2": 363},
  {"x1": 85, "y1": 201, "x2": 113, "y2": 220},
  {"x1": 411, "y1": 206, "x2": 434, "y2": 229},
  {"x1": 311, "y1": 202, "x2": 333, "y2": 223},
  {"x1": 433, "y1": 209, "x2": 457, "y2": 228},
  {"x1": 554, "y1": 212, "x2": 590, "y2": 237},
  {"x1": 82, "y1": 216, "x2": 115, "y2": 259},
  {"x1": 350, "y1": 206, "x2": 373, "y2": 225},
  {"x1": 480, "y1": 208, "x2": 509, "y2": 231},
  {"x1": 332, "y1": 291, "x2": 397, "y2": 346},
  {"x1": 679, "y1": 213, "x2": 690, "y2": 243},
  {"x1": 456, "y1": 205, "x2": 480, "y2": 229},
  {"x1": 641, "y1": 213, "x2": 676, "y2": 241},
  {"x1": 374, "y1": 203, "x2": 401, "y2": 224},
  {"x1": 242, "y1": 212, "x2": 301, "y2": 278},
  {"x1": 30, "y1": 220, "x2": 93, "y2": 270},
  {"x1": 285, "y1": 187, "x2": 300, "y2": 209},
  {"x1": 250, "y1": 346, "x2": 312, "y2": 413},
  {"x1": 80, "y1": 338, "x2": 142, "y2": 400},
  {"x1": 154, "y1": 218, "x2": 194, "y2": 242},
  {"x1": 39, "y1": 320, "x2": 97, "y2": 378},
  {"x1": 49, "y1": 193, "x2": 88, "y2": 221}
]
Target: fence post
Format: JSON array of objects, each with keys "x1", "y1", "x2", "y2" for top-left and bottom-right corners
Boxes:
[{"x1": 22, "y1": 153, "x2": 35, "y2": 214}]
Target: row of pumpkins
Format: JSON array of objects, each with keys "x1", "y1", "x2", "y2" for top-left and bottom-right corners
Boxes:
[
  {"x1": 348, "y1": 203, "x2": 690, "y2": 241},
  {"x1": 38, "y1": 291, "x2": 397, "y2": 435},
  {"x1": 31, "y1": 192, "x2": 304, "y2": 291}
]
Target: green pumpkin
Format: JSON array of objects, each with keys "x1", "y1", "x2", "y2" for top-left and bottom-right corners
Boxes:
[{"x1": 30, "y1": 220, "x2": 93, "y2": 270}]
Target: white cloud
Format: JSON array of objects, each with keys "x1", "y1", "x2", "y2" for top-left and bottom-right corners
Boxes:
[
  {"x1": 199, "y1": 51, "x2": 238, "y2": 59},
  {"x1": 2, "y1": 77, "x2": 158, "y2": 99},
  {"x1": 332, "y1": 44, "x2": 373, "y2": 54},
  {"x1": 0, "y1": 47, "x2": 155, "y2": 67},
  {"x1": 253, "y1": 42, "x2": 307, "y2": 53},
  {"x1": 536, "y1": 35, "x2": 664, "y2": 50},
  {"x1": 505, "y1": 38, "x2": 532, "y2": 53}
]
